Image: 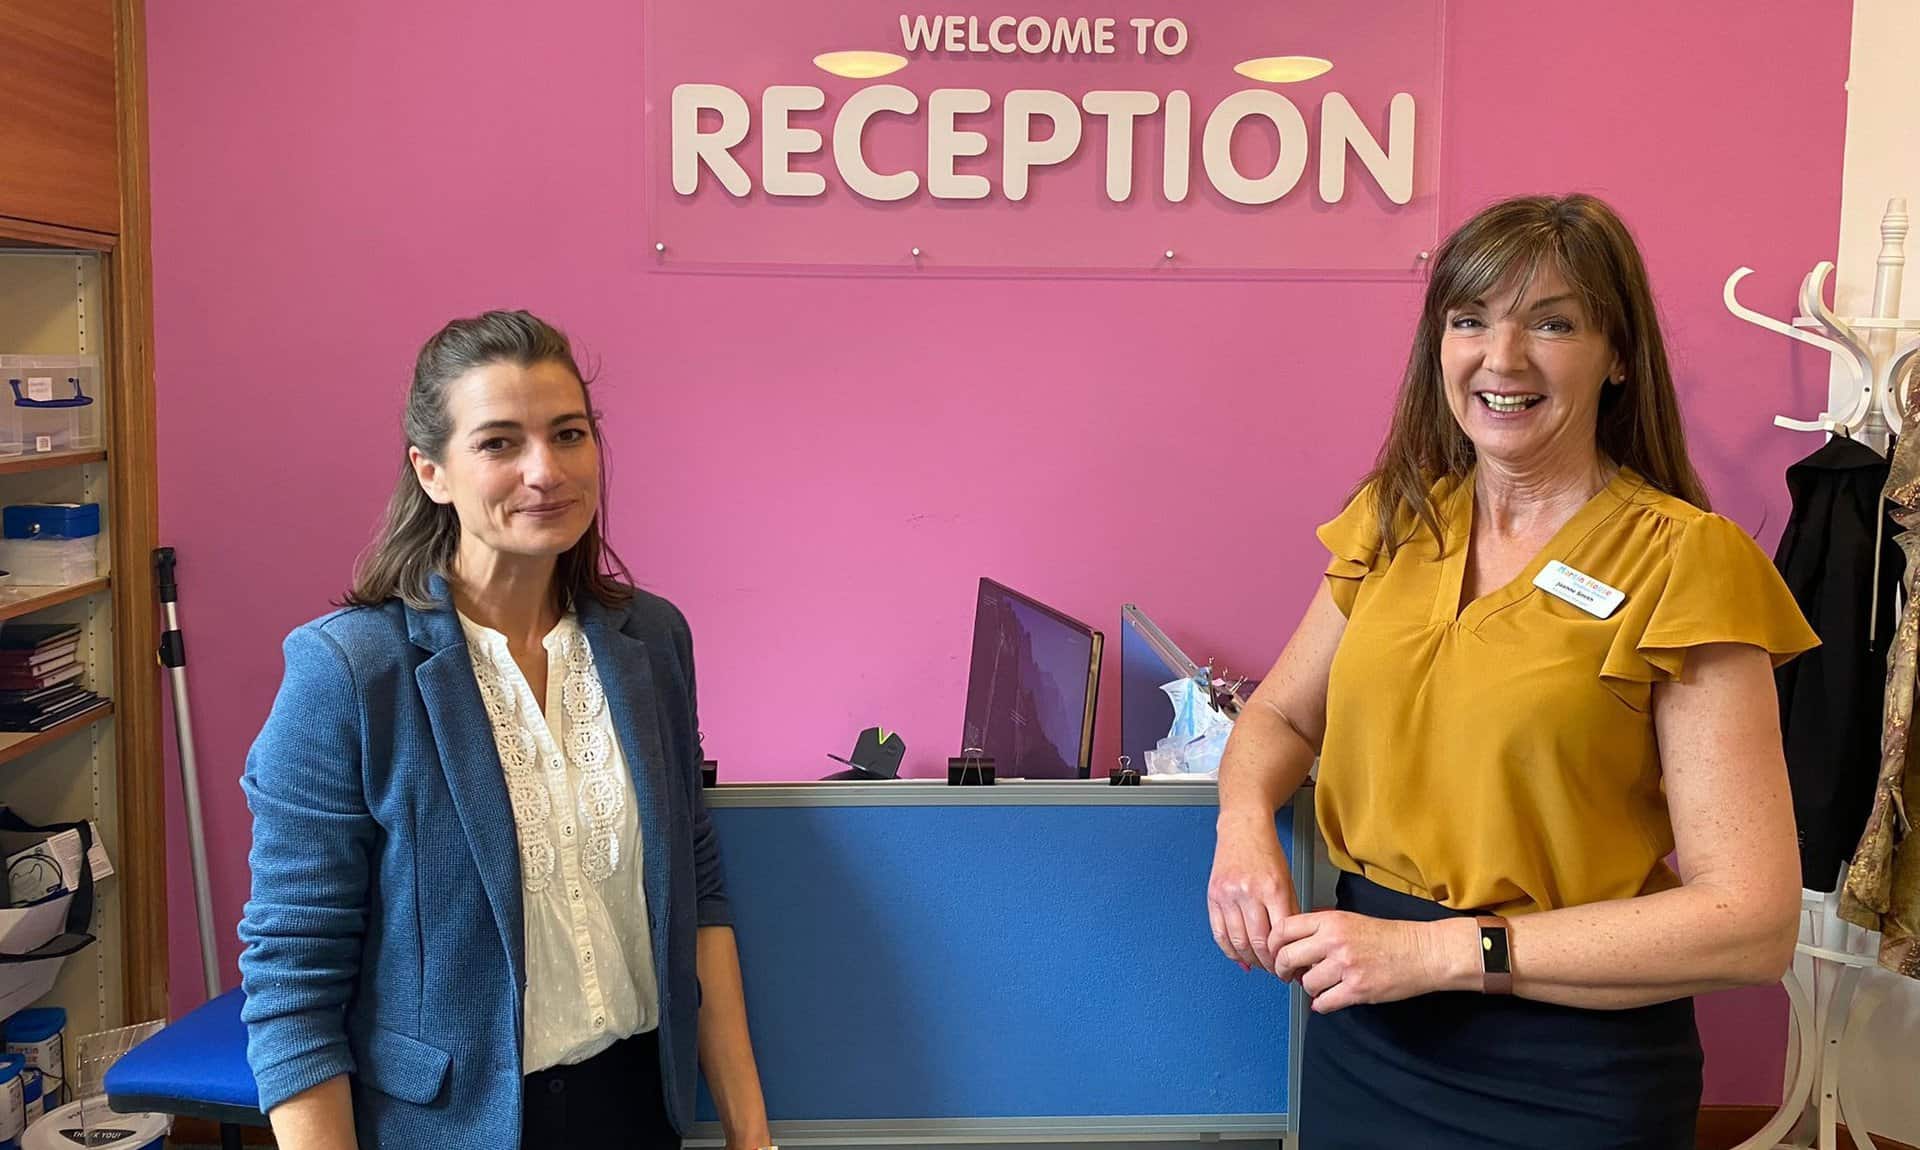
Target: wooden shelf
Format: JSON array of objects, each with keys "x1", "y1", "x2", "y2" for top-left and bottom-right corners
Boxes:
[
  {"x1": 0, "y1": 216, "x2": 115, "y2": 253},
  {"x1": 0, "y1": 578, "x2": 109, "y2": 625},
  {"x1": 0, "y1": 701, "x2": 113, "y2": 768},
  {"x1": 0, "y1": 450, "x2": 108, "y2": 477}
]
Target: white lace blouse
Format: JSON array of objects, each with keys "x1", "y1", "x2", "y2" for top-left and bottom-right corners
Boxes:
[{"x1": 457, "y1": 610, "x2": 659, "y2": 1073}]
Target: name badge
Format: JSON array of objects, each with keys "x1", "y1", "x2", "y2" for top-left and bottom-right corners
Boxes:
[{"x1": 1533, "y1": 560, "x2": 1626, "y2": 619}]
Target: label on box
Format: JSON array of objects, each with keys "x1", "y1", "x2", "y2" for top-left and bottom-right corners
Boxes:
[
  {"x1": 0, "y1": 1073, "x2": 20, "y2": 1140},
  {"x1": 86, "y1": 821, "x2": 112, "y2": 882},
  {"x1": 31, "y1": 436, "x2": 50, "y2": 453},
  {"x1": 7, "y1": 1036, "x2": 61, "y2": 1108},
  {"x1": 24, "y1": 378, "x2": 51, "y2": 403},
  {"x1": 4, "y1": 824, "x2": 114, "y2": 906}
]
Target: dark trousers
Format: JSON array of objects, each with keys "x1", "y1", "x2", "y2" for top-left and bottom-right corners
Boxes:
[
  {"x1": 1299, "y1": 873, "x2": 1703, "y2": 1150},
  {"x1": 521, "y1": 1029, "x2": 681, "y2": 1150}
]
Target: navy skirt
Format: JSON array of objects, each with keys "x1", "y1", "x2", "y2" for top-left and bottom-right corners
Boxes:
[{"x1": 1298, "y1": 874, "x2": 1702, "y2": 1150}]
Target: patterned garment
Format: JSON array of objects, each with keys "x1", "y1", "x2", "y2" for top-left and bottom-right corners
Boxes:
[
  {"x1": 458, "y1": 610, "x2": 662, "y2": 1068},
  {"x1": 1838, "y1": 430, "x2": 1920, "y2": 977}
]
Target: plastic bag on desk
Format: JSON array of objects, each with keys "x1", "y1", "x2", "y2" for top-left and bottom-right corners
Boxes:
[
  {"x1": 1162, "y1": 675, "x2": 1225, "y2": 742},
  {"x1": 1155, "y1": 726, "x2": 1233, "y2": 779},
  {"x1": 1148, "y1": 677, "x2": 1234, "y2": 777}
]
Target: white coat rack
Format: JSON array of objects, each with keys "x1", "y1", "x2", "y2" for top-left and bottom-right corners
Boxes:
[
  {"x1": 1727, "y1": 197, "x2": 1920, "y2": 453},
  {"x1": 1725, "y1": 197, "x2": 1920, "y2": 1150}
]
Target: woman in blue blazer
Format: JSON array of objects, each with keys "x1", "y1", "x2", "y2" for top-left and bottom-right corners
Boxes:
[{"x1": 239, "y1": 311, "x2": 775, "y2": 1149}]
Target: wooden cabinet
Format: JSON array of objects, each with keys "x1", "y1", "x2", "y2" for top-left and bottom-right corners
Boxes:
[
  {"x1": 0, "y1": 0, "x2": 121, "y2": 237},
  {"x1": 0, "y1": 0, "x2": 164, "y2": 1043},
  {"x1": 0, "y1": 250, "x2": 133, "y2": 1051}
]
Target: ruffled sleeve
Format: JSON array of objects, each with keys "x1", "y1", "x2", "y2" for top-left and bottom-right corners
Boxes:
[
  {"x1": 1316, "y1": 484, "x2": 1383, "y2": 617},
  {"x1": 1601, "y1": 511, "x2": 1819, "y2": 690}
]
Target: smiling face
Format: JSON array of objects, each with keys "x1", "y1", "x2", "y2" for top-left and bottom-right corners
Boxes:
[
  {"x1": 1438, "y1": 262, "x2": 1625, "y2": 476},
  {"x1": 409, "y1": 359, "x2": 601, "y2": 567}
]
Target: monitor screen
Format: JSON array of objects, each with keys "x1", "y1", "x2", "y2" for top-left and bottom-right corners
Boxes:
[
  {"x1": 960, "y1": 578, "x2": 1102, "y2": 779},
  {"x1": 1121, "y1": 605, "x2": 1193, "y2": 771}
]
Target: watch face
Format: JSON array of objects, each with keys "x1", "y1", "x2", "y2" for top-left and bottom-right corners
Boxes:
[{"x1": 1481, "y1": 926, "x2": 1511, "y2": 974}]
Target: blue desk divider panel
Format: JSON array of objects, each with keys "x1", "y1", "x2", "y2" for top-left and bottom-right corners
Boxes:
[{"x1": 697, "y1": 781, "x2": 1309, "y2": 1141}]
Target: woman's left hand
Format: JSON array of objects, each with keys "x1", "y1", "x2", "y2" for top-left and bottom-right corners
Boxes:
[{"x1": 1271, "y1": 911, "x2": 1464, "y2": 1013}]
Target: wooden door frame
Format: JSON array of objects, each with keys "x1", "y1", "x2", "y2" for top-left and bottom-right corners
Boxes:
[{"x1": 110, "y1": 0, "x2": 167, "y2": 1025}]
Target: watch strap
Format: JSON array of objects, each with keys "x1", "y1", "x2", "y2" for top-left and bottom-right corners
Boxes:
[{"x1": 1475, "y1": 914, "x2": 1513, "y2": 995}]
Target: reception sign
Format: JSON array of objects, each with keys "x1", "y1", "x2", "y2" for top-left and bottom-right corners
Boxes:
[{"x1": 643, "y1": 2, "x2": 1443, "y2": 273}]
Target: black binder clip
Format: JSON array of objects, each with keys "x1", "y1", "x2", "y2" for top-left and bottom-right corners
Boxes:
[
  {"x1": 947, "y1": 747, "x2": 995, "y2": 786},
  {"x1": 1109, "y1": 754, "x2": 1141, "y2": 785}
]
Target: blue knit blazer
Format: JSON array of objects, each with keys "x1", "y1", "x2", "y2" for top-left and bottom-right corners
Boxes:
[{"x1": 238, "y1": 575, "x2": 728, "y2": 1143}]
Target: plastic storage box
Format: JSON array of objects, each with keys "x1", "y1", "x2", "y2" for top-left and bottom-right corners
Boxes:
[
  {"x1": 0, "y1": 540, "x2": 96, "y2": 587},
  {"x1": 0, "y1": 358, "x2": 101, "y2": 457}
]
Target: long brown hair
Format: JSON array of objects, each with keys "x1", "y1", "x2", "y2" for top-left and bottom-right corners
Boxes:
[
  {"x1": 344, "y1": 309, "x2": 634, "y2": 613},
  {"x1": 1363, "y1": 194, "x2": 1710, "y2": 556}
]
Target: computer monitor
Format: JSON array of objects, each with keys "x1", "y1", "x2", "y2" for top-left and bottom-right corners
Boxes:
[
  {"x1": 1121, "y1": 605, "x2": 1186, "y2": 772},
  {"x1": 960, "y1": 578, "x2": 1102, "y2": 779}
]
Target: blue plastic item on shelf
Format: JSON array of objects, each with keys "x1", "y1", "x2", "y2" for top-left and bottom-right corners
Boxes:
[
  {"x1": 0, "y1": 358, "x2": 102, "y2": 457},
  {"x1": 2, "y1": 1011, "x2": 63, "y2": 1113},
  {"x1": 0, "y1": 1051, "x2": 24, "y2": 1150},
  {"x1": 1, "y1": 506, "x2": 100, "y2": 541}
]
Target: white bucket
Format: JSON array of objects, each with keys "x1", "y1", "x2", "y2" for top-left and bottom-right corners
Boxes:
[{"x1": 22, "y1": 1096, "x2": 167, "y2": 1149}]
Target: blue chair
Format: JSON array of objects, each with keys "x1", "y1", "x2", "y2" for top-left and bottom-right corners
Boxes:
[{"x1": 103, "y1": 988, "x2": 263, "y2": 1150}]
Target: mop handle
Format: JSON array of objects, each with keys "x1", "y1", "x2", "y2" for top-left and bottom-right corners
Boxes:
[
  {"x1": 154, "y1": 546, "x2": 221, "y2": 1000},
  {"x1": 155, "y1": 548, "x2": 185, "y2": 670},
  {"x1": 154, "y1": 546, "x2": 178, "y2": 603}
]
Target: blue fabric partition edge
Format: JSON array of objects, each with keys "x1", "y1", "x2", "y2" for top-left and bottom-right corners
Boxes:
[{"x1": 696, "y1": 780, "x2": 1311, "y2": 1144}]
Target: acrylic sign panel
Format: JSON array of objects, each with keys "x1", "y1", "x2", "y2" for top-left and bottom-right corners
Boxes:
[{"x1": 642, "y1": 0, "x2": 1444, "y2": 274}]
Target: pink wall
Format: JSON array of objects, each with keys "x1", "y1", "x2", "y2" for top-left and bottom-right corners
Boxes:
[{"x1": 146, "y1": 0, "x2": 1848, "y2": 1105}]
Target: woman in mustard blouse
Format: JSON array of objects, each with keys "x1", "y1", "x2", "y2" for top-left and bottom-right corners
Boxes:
[{"x1": 1207, "y1": 194, "x2": 1817, "y2": 1149}]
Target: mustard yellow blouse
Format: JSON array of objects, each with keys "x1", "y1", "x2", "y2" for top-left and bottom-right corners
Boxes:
[{"x1": 1314, "y1": 467, "x2": 1818, "y2": 917}]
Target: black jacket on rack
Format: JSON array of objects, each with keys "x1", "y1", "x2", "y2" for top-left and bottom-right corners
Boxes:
[{"x1": 1774, "y1": 435, "x2": 1906, "y2": 891}]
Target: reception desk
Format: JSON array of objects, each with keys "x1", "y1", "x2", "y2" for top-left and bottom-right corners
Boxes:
[{"x1": 694, "y1": 779, "x2": 1313, "y2": 1146}]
